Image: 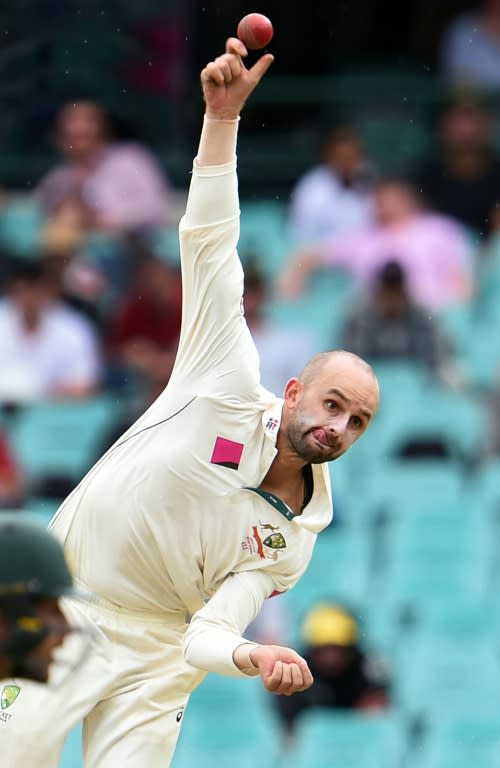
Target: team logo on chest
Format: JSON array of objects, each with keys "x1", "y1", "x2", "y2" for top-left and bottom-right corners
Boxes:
[
  {"x1": 0, "y1": 684, "x2": 20, "y2": 723},
  {"x1": 242, "y1": 521, "x2": 287, "y2": 561}
]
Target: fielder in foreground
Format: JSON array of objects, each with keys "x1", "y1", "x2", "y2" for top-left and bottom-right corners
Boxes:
[
  {"x1": 0, "y1": 515, "x2": 77, "y2": 686},
  {"x1": 0, "y1": 37, "x2": 379, "y2": 767}
]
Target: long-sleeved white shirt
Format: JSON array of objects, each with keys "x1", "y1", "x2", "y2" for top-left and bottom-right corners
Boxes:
[{"x1": 49, "y1": 158, "x2": 333, "y2": 676}]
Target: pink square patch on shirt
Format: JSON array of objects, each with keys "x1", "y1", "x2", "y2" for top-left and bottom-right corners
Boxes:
[{"x1": 211, "y1": 436, "x2": 244, "y2": 470}]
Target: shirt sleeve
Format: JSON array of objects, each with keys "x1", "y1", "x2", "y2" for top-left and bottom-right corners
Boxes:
[
  {"x1": 171, "y1": 159, "x2": 261, "y2": 395},
  {"x1": 183, "y1": 569, "x2": 275, "y2": 677}
]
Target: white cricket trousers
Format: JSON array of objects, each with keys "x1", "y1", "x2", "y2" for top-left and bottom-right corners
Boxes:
[{"x1": 0, "y1": 593, "x2": 205, "y2": 767}]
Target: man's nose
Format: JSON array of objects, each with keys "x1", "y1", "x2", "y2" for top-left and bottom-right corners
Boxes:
[{"x1": 327, "y1": 414, "x2": 349, "y2": 436}]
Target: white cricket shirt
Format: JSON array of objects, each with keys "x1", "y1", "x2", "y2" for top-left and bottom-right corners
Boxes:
[{"x1": 50, "y1": 158, "x2": 333, "y2": 676}]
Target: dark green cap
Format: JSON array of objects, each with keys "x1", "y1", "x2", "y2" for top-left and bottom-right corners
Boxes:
[{"x1": 0, "y1": 515, "x2": 74, "y2": 599}]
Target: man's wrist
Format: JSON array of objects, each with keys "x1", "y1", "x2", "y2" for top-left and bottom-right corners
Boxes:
[
  {"x1": 233, "y1": 642, "x2": 261, "y2": 675},
  {"x1": 248, "y1": 645, "x2": 260, "y2": 669},
  {"x1": 204, "y1": 111, "x2": 241, "y2": 123}
]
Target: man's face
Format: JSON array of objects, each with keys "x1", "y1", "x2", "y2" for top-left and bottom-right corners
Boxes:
[
  {"x1": 27, "y1": 599, "x2": 71, "y2": 682},
  {"x1": 283, "y1": 357, "x2": 379, "y2": 464},
  {"x1": 441, "y1": 106, "x2": 489, "y2": 151},
  {"x1": 327, "y1": 138, "x2": 363, "y2": 178},
  {"x1": 10, "y1": 280, "x2": 49, "y2": 319},
  {"x1": 377, "y1": 285, "x2": 407, "y2": 318},
  {"x1": 0, "y1": 598, "x2": 71, "y2": 683},
  {"x1": 310, "y1": 644, "x2": 355, "y2": 677},
  {"x1": 57, "y1": 102, "x2": 105, "y2": 161},
  {"x1": 374, "y1": 184, "x2": 416, "y2": 226}
]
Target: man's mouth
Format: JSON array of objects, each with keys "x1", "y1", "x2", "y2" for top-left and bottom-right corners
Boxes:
[{"x1": 311, "y1": 429, "x2": 339, "y2": 450}]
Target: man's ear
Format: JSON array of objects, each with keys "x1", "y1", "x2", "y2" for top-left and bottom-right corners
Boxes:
[{"x1": 283, "y1": 377, "x2": 302, "y2": 408}]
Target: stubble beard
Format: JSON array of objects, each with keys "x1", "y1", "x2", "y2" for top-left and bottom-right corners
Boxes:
[{"x1": 286, "y1": 412, "x2": 342, "y2": 465}]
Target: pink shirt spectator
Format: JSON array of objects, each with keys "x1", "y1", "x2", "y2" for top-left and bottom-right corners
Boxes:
[
  {"x1": 36, "y1": 143, "x2": 172, "y2": 230},
  {"x1": 318, "y1": 213, "x2": 472, "y2": 311}
]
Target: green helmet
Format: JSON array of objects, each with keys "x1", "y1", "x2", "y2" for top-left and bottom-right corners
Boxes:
[{"x1": 0, "y1": 514, "x2": 75, "y2": 600}]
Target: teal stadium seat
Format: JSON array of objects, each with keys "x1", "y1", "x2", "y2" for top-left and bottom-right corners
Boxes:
[
  {"x1": 411, "y1": 711, "x2": 500, "y2": 768},
  {"x1": 355, "y1": 359, "x2": 489, "y2": 468},
  {"x1": 394, "y1": 633, "x2": 500, "y2": 717},
  {"x1": 173, "y1": 675, "x2": 280, "y2": 768},
  {"x1": 59, "y1": 726, "x2": 82, "y2": 768},
  {"x1": 468, "y1": 458, "x2": 500, "y2": 506},
  {"x1": 0, "y1": 198, "x2": 44, "y2": 257},
  {"x1": 290, "y1": 710, "x2": 405, "y2": 768},
  {"x1": 399, "y1": 595, "x2": 499, "y2": 648},
  {"x1": 378, "y1": 540, "x2": 489, "y2": 604},
  {"x1": 268, "y1": 268, "x2": 355, "y2": 351},
  {"x1": 359, "y1": 461, "x2": 465, "y2": 516},
  {"x1": 385, "y1": 508, "x2": 490, "y2": 560},
  {"x1": 25, "y1": 497, "x2": 64, "y2": 526},
  {"x1": 238, "y1": 200, "x2": 290, "y2": 280},
  {"x1": 10, "y1": 396, "x2": 120, "y2": 489},
  {"x1": 461, "y1": 320, "x2": 500, "y2": 390},
  {"x1": 380, "y1": 387, "x2": 486, "y2": 463}
]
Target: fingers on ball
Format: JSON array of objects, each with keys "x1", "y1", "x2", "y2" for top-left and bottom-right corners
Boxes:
[{"x1": 226, "y1": 36, "x2": 248, "y2": 57}]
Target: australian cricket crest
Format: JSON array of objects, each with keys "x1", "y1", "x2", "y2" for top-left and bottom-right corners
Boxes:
[
  {"x1": 0, "y1": 684, "x2": 20, "y2": 723},
  {"x1": 242, "y1": 521, "x2": 287, "y2": 561}
]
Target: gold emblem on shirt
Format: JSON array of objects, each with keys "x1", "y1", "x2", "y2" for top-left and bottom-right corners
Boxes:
[{"x1": 241, "y1": 522, "x2": 287, "y2": 561}]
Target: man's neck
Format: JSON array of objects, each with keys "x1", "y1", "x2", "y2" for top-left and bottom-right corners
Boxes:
[{"x1": 259, "y1": 430, "x2": 308, "y2": 515}]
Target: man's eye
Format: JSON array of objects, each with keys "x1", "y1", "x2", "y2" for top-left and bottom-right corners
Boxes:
[
  {"x1": 326, "y1": 400, "x2": 337, "y2": 410},
  {"x1": 351, "y1": 416, "x2": 362, "y2": 428}
]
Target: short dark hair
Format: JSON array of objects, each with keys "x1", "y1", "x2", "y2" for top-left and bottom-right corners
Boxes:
[
  {"x1": 377, "y1": 260, "x2": 405, "y2": 289},
  {"x1": 6, "y1": 259, "x2": 45, "y2": 284}
]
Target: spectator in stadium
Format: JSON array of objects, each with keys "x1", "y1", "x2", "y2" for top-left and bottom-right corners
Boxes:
[
  {"x1": 105, "y1": 249, "x2": 182, "y2": 402},
  {"x1": 274, "y1": 602, "x2": 390, "y2": 732},
  {"x1": 288, "y1": 126, "x2": 376, "y2": 243},
  {"x1": 243, "y1": 260, "x2": 317, "y2": 395},
  {"x1": 340, "y1": 261, "x2": 453, "y2": 375},
  {"x1": 414, "y1": 98, "x2": 500, "y2": 237},
  {"x1": 279, "y1": 177, "x2": 473, "y2": 312},
  {"x1": 35, "y1": 100, "x2": 174, "y2": 232},
  {"x1": 0, "y1": 432, "x2": 23, "y2": 509},
  {"x1": 42, "y1": 196, "x2": 88, "y2": 260},
  {"x1": 0, "y1": 260, "x2": 101, "y2": 404},
  {"x1": 440, "y1": 0, "x2": 500, "y2": 88}
]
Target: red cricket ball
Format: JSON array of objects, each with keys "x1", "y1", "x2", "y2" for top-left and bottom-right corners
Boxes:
[{"x1": 237, "y1": 13, "x2": 274, "y2": 50}]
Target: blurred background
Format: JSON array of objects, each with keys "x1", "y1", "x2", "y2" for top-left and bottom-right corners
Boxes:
[{"x1": 2, "y1": 1, "x2": 500, "y2": 766}]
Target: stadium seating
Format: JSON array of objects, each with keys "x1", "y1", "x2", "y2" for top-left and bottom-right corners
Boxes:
[
  {"x1": 59, "y1": 727, "x2": 83, "y2": 768},
  {"x1": 26, "y1": 496, "x2": 63, "y2": 525},
  {"x1": 356, "y1": 462, "x2": 466, "y2": 522},
  {"x1": 288, "y1": 710, "x2": 405, "y2": 768},
  {"x1": 268, "y1": 267, "x2": 356, "y2": 351},
  {"x1": 0, "y1": 197, "x2": 44, "y2": 257},
  {"x1": 394, "y1": 631, "x2": 500, "y2": 717},
  {"x1": 410, "y1": 711, "x2": 500, "y2": 768},
  {"x1": 173, "y1": 675, "x2": 280, "y2": 768},
  {"x1": 10, "y1": 396, "x2": 120, "y2": 492},
  {"x1": 238, "y1": 200, "x2": 290, "y2": 280}
]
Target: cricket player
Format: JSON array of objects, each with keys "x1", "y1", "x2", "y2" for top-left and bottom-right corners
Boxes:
[
  {"x1": 0, "y1": 515, "x2": 78, "y2": 685},
  {"x1": 0, "y1": 37, "x2": 379, "y2": 767}
]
